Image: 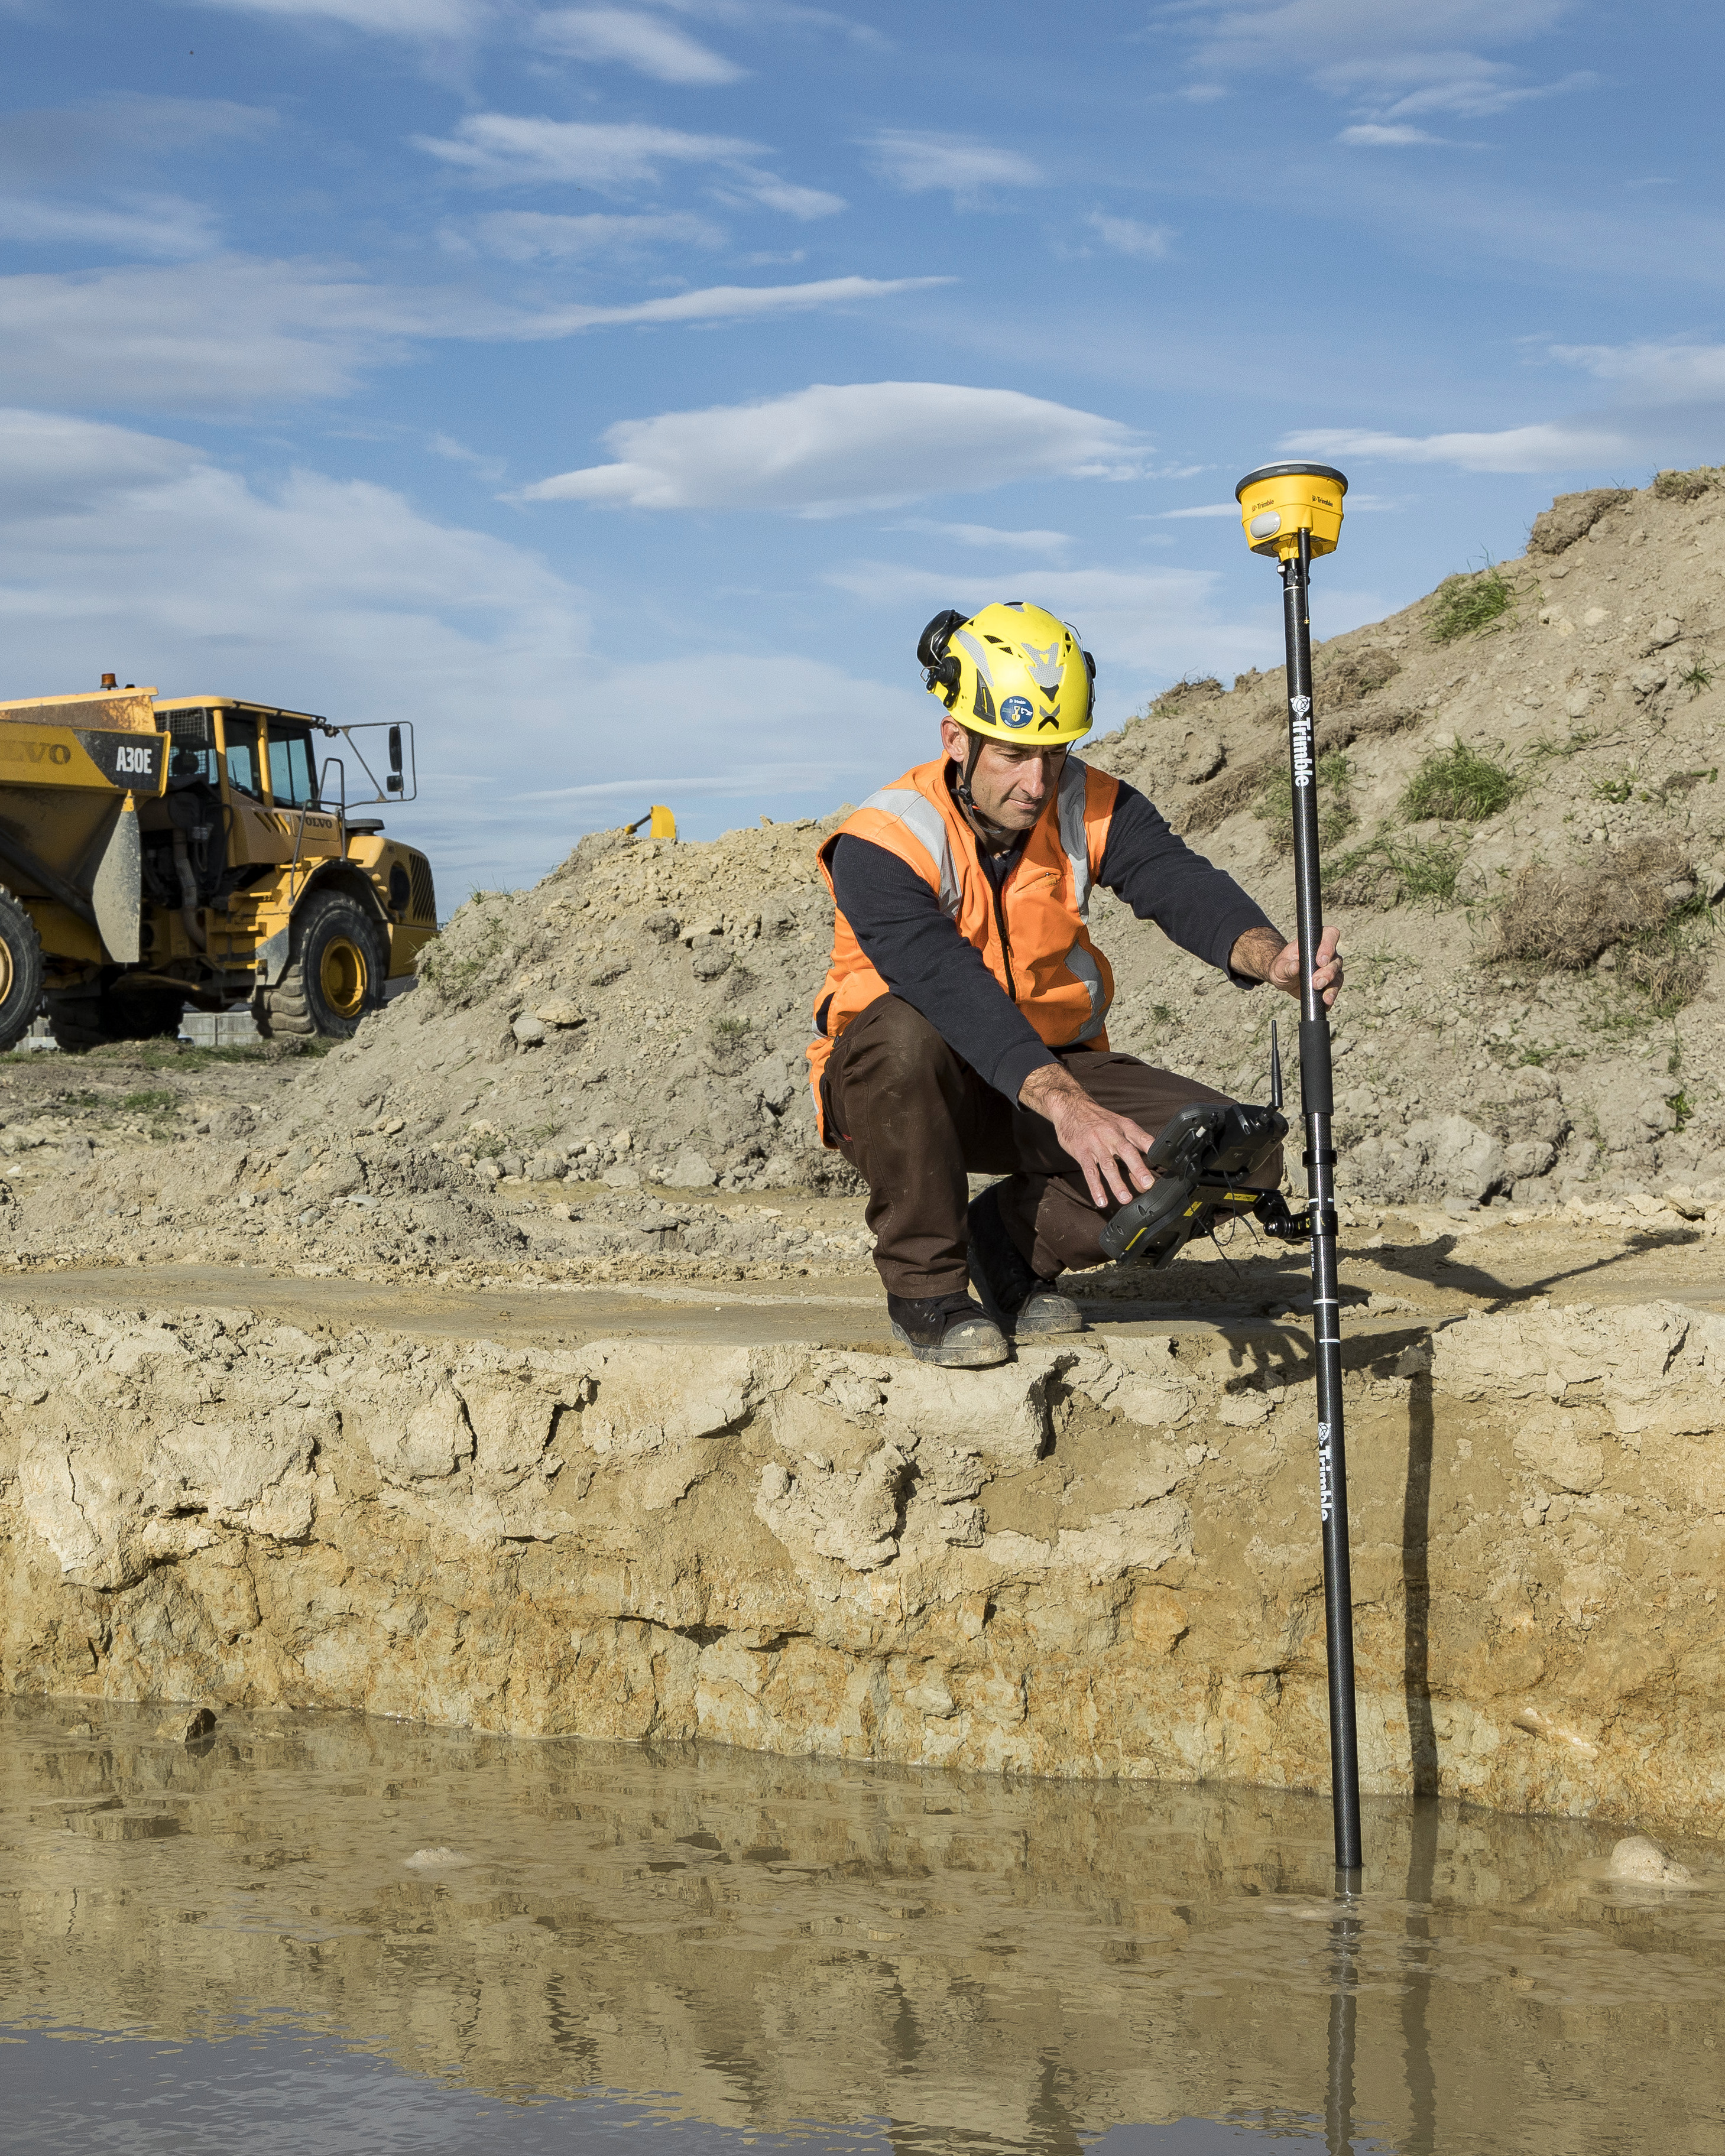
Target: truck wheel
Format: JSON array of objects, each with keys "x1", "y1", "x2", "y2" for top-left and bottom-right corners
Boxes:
[
  {"x1": 45, "y1": 981, "x2": 184, "y2": 1052},
  {"x1": 105, "y1": 987, "x2": 186, "y2": 1041},
  {"x1": 261, "y1": 892, "x2": 386, "y2": 1041},
  {"x1": 0, "y1": 892, "x2": 45, "y2": 1054}
]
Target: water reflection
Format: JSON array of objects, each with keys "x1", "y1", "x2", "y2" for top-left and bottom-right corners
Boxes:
[{"x1": 1, "y1": 1702, "x2": 1719, "y2": 2155}]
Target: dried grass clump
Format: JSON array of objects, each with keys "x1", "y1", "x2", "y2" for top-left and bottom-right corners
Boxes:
[
  {"x1": 1652, "y1": 466, "x2": 1720, "y2": 505},
  {"x1": 1153, "y1": 675, "x2": 1223, "y2": 712},
  {"x1": 1318, "y1": 644, "x2": 1402, "y2": 707},
  {"x1": 1620, "y1": 936, "x2": 1707, "y2": 1013},
  {"x1": 1487, "y1": 835, "x2": 1708, "y2": 1009}
]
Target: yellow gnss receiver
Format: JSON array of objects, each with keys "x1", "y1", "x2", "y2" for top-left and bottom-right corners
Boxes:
[{"x1": 1234, "y1": 462, "x2": 1347, "y2": 561}]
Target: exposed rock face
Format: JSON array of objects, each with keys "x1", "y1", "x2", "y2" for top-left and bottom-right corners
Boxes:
[
  {"x1": 1529, "y1": 488, "x2": 1633, "y2": 554},
  {"x1": 4, "y1": 1296, "x2": 1723, "y2": 1834}
]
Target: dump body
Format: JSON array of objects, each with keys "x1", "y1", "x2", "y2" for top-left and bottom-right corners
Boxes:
[
  {"x1": 0, "y1": 687, "x2": 437, "y2": 1046},
  {"x1": 0, "y1": 690, "x2": 167, "y2": 970}
]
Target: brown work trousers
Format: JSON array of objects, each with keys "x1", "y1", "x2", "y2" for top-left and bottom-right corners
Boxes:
[{"x1": 821, "y1": 994, "x2": 1285, "y2": 1297}]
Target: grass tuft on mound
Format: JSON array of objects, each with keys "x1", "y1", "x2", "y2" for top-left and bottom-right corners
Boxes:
[
  {"x1": 1324, "y1": 835, "x2": 1465, "y2": 910},
  {"x1": 1399, "y1": 741, "x2": 1520, "y2": 824},
  {"x1": 1253, "y1": 750, "x2": 1356, "y2": 854},
  {"x1": 1428, "y1": 564, "x2": 1516, "y2": 643}
]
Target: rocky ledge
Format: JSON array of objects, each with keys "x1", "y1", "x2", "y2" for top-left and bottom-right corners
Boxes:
[{"x1": 3, "y1": 1295, "x2": 1722, "y2": 1835}]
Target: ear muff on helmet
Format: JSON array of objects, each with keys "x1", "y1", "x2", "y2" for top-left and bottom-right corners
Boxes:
[{"x1": 917, "y1": 609, "x2": 966, "y2": 706}]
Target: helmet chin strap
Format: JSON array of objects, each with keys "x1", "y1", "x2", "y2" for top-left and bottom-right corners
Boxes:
[
  {"x1": 952, "y1": 728, "x2": 1012, "y2": 851},
  {"x1": 954, "y1": 727, "x2": 983, "y2": 812}
]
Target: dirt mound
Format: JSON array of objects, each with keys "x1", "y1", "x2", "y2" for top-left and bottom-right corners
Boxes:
[
  {"x1": 267, "y1": 465, "x2": 1725, "y2": 1219},
  {"x1": 277, "y1": 813, "x2": 852, "y2": 1201}
]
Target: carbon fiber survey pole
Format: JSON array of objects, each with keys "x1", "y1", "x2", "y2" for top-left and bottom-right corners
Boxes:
[{"x1": 1234, "y1": 462, "x2": 1362, "y2": 1879}]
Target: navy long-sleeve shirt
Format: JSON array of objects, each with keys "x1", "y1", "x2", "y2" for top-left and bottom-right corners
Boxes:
[{"x1": 827, "y1": 772, "x2": 1276, "y2": 1100}]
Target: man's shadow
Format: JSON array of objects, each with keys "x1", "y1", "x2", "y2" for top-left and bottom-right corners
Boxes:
[{"x1": 1362, "y1": 1222, "x2": 1701, "y2": 1313}]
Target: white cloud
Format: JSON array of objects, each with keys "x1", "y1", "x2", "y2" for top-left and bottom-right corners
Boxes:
[
  {"x1": 415, "y1": 110, "x2": 839, "y2": 216},
  {"x1": 416, "y1": 114, "x2": 758, "y2": 190},
  {"x1": 863, "y1": 131, "x2": 1042, "y2": 202},
  {"x1": 1336, "y1": 124, "x2": 1450, "y2": 147},
  {"x1": 0, "y1": 193, "x2": 221, "y2": 257},
  {"x1": 0, "y1": 258, "x2": 429, "y2": 410},
  {"x1": 1158, "y1": 503, "x2": 1240, "y2": 518},
  {"x1": 1174, "y1": 1, "x2": 1587, "y2": 134},
  {"x1": 533, "y1": 6, "x2": 745, "y2": 83},
  {"x1": 717, "y1": 173, "x2": 846, "y2": 219},
  {"x1": 1551, "y1": 339, "x2": 1725, "y2": 400},
  {"x1": 1086, "y1": 211, "x2": 1172, "y2": 260},
  {"x1": 0, "y1": 256, "x2": 931, "y2": 411},
  {"x1": 520, "y1": 381, "x2": 1145, "y2": 515},
  {"x1": 0, "y1": 405, "x2": 897, "y2": 888},
  {"x1": 428, "y1": 431, "x2": 506, "y2": 482},
  {"x1": 1282, "y1": 336, "x2": 1725, "y2": 476},
  {"x1": 898, "y1": 521, "x2": 1073, "y2": 556},
  {"x1": 515, "y1": 274, "x2": 941, "y2": 335},
  {"x1": 184, "y1": 0, "x2": 488, "y2": 33},
  {"x1": 1182, "y1": 0, "x2": 1571, "y2": 74},
  {"x1": 1280, "y1": 422, "x2": 1630, "y2": 473},
  {"x1": 459, "y1": 209, "x2": 727, "y2": 260},
  {"x1": 0, "y1": 96, "x2": 270, "y2": 264}
]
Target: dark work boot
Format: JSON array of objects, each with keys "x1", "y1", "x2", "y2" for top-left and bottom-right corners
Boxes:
[
  {"x1": 886, "y1": 1289, "x2": 1009, "y2": 1368},
  {"x1": 965, "y1": 1185, "x2": 1087, "y2": 1339}
]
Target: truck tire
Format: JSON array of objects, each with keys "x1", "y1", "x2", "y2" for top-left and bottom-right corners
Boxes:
[
  {"x1": 45, "y1": 982, "x2": 184, "y2": 1053},
  {"x1": 259, "y1": 891, "x2": 387, "y2": 1042},
  {"x1": 0, "y1": 891, "x2": 45, "y2": 1054}
]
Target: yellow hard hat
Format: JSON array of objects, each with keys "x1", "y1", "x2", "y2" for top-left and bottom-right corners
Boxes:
[{"x1": 917, "y1": 600, "x2": 1094, "y2": 745}]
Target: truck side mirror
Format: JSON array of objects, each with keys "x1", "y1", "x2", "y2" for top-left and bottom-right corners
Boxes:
[{"x1": 387, "y1": 724, "x2": 403, "y2": 793}]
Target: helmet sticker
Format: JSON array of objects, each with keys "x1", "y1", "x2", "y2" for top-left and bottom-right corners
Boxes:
[
  {"x1": 1019, "y1": 638, "x2": 1063, "y2": 689},
  {"x1": 998, "y1": 696, "x2": 1034, "y2": 729}
]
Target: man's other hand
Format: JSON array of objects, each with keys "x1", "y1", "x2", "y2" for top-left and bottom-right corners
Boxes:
[
  {"x1": 1230, "y1": 923, "x2": 1343, "y2": 1008},
  {"x1": 1019, "y1": 1062, "x2": 1156, "y2": 1207}
]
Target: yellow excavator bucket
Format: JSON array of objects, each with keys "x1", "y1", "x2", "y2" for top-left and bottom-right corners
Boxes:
[{"x1": 649, "y1": 806, "x2": 676, "y2": 840}]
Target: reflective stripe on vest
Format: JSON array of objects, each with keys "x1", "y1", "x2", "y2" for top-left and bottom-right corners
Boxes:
[
  {"x1": 856, "y1": 785, "x2": 961, "y2": 917},
  {"x1": 1064, "y1": 940, "x2": 1107, "y2": 1041},
  {"x1": 1057, "y1": 756, "x2": 1092, "y2": 921}
]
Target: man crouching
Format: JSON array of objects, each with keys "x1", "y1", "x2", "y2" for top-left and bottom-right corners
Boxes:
[{"x1": 806, "y1": 600, "x2": 1343, "y2": 1368}]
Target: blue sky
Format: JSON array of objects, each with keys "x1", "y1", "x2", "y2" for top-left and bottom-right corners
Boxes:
[{"x1": 2, "y1": 0, "x2": 1720, "y2": 894}]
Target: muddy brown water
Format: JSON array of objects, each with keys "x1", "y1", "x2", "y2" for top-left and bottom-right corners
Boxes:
[{"x1": 2, "y1": 1702, "x2": 1721, "y2": 2154}]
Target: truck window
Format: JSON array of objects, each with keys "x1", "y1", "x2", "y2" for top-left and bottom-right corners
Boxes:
[
  {"x1": 223, "y1": 714, "x2": 264, "y2": 800},
  {"x1": 165, "y1": 707, "x2": 220, "y2": 788},
  {"x1": 268, "y1": 725, "x2": 319, "y2": 808}
]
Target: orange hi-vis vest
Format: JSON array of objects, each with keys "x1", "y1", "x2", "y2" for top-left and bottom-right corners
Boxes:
[{"x1": 808, "y1": 754, "x2": 1121, "y2": 1138}]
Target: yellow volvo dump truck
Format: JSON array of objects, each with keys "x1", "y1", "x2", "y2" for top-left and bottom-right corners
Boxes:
[{"x1": 0, "y1": 684, "x2": 438, "y2": 1053}]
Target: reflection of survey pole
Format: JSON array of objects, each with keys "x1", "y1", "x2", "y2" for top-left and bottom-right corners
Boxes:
[
  {"x1": 1234, "y1": 461, "x2": 1363, "y2": 1879},
  {"x1": 1325, "y1": 1886, "x2": 1363, "y2": 2156}
]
